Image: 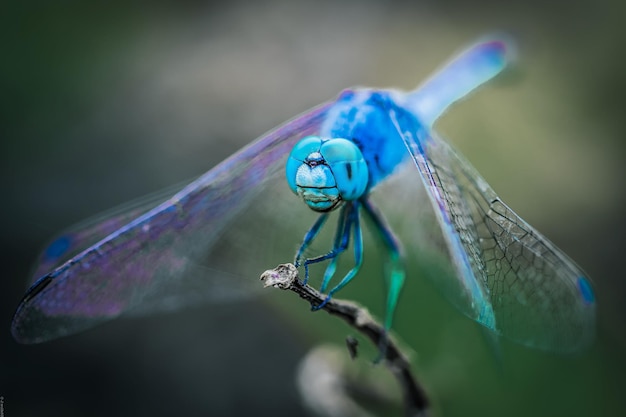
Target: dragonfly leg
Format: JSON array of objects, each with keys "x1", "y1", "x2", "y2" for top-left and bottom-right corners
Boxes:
[
  {"x1": 295, "y1": 213, "x2": 329, "y2": 284},
  {"x1": 320, "y1": 204, "x2": 351, "y2": 293},
  {"x1": 300, "y1": 204, "x2": 350, "y2": 286},
  {"x1": 361, "y1": 198, "x2": 405, "y2": 334},
  {"x1": 313, "y1": 202, "x2": 363, "y2": 311}
]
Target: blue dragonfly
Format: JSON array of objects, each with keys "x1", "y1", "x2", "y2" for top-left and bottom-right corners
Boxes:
[{"x1": 12, "y1": 38, "x2": 595, "y2": 352}]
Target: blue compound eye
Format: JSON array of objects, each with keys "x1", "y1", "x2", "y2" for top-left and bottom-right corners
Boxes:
[
  {"x1": 286, "y1": 136, "x2": 323, "y2": 194},
  {"x1": 286, "y1": 136, "x2": 369, "y2": 212},
  {"x1": 320, "y1": 138, "x2": 368, "y2": 200}
]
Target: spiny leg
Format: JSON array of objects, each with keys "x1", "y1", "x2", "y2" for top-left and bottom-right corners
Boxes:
[
  {"x1": 300, "y1": 205, "x2": 351, "y2": 285},
  {"x1": 320, "y1": 205, "x2": 352, "y2": 293},
  {"x1": 313, "y1": 201, "x2": 364, "y2": 310},
  {"x1": 295, "y1": 213, "x2": 329, "y2": 266},
  {"x1": 361, "y1": 198, "x2": 405, "y2": 357},
  {"x1": 295, "y1": 213, "x2": 329, "y2": 284}
]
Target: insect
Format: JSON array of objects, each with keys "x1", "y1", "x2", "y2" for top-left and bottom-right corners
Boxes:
[{"x1": 12, "y1": 38, "x2": 595, "y2": 352}]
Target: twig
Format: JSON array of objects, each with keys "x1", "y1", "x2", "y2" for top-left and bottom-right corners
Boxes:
[{"x1": 260, "y1": 263, "x2": 430, "y2": 417}]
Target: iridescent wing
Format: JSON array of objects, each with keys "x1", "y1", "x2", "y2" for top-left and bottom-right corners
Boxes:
[
  {"x1": 385, "y1": 39, "x2": 595, "y2": 351},
  {"x1": 12, "y1": 102, "x2": 332, "y2": 343},
  {"x1": 399, "y1": 124, "x2": 595, "y2": 352},
  {"x1": 28, "y1": 181, "x2": 190, "y2": 284}
]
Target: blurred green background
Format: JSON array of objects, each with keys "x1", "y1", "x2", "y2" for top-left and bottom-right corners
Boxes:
[{"x1": 1, "y1": 0, "x2": 625, "y2": 416}]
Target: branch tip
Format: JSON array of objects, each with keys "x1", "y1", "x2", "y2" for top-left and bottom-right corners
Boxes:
[{"x1": 259, "y1": 263, "x2": 430, "y2": 416}]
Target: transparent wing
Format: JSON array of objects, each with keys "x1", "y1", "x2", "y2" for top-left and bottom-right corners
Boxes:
[
  {"x1": 12, "y1": 102, "x2": 332, "y2": 344},
  {"x1": 28, "y1": 181, "x2": 191, "y2": 284},
  {"x1": 393, "y1": 112, "x2": 595, "y2": 352}
]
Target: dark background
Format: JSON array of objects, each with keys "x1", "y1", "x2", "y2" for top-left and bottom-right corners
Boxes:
[{"x1": 2, "y1": 1, "x2": 625, "y2": 416}]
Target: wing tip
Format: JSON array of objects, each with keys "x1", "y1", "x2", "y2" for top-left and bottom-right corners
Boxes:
[{"x1": 577, "y1": 275, "x2": 595, "y2": 305}]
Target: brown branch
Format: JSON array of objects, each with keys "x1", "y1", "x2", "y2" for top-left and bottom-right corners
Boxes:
[{"x1": 260, "y1": 263, "x2": 430, "y2": 417}]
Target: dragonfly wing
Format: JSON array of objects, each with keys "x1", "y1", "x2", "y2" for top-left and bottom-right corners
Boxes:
[
  {"x1": 29, "y1": 181, "x2": 190, "y2": 284},
  {"x1": 12, "y1": 102, "x2": 332, "y2": 344},
  {"x1": 395, "y1": 111, "x2": 595, "y2": 351}
]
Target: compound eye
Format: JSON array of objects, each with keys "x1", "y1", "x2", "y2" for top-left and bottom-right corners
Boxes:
[
  {"x1": 286, "y1": 136, "x2": 323, "y2": 193},
  {"x1": 320, "y1": 139, "x2": 369, "y2": 200},
  {"x1": 289, "y1": 136, "x2": 323, "y2": 161}
]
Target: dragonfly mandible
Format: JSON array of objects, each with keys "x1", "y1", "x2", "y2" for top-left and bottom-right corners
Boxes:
[{"x1": 12, "y1": 38, "x2": 595, "y2": 352}]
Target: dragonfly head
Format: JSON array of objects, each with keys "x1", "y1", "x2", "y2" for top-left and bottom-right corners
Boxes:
[{"x1": 286, "y1": 136, "x2": 369, "y2": 212}]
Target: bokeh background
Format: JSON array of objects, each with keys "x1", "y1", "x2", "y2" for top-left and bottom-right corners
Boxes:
[{"x1": 2, "y1": 1, "x2": 625, "y2": 416}]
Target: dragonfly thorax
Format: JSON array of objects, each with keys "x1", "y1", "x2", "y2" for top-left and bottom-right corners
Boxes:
[{"x1": 286, "y1": 136, "x2": 369, "y2": 212}]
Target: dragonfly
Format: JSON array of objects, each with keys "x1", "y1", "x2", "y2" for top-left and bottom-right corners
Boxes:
[{"x1": 12, "y1": 38, "x2": 595, "y2": 352}]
